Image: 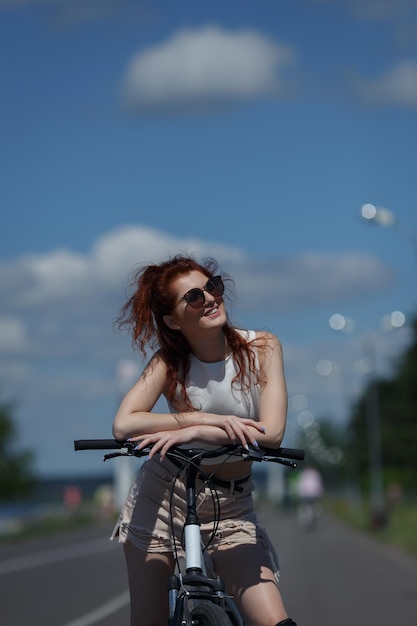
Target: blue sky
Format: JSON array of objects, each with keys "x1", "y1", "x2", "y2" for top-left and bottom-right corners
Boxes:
[{"x1": 1, "y1": 0, "x2": 417, "y2": 476}]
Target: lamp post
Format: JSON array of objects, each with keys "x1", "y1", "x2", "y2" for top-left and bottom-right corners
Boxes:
[
  {"x1": 329, "y1": 312, "x2": 405, "y2": 527},
  {"x1": 361, "y1": 335, "x2": 385, "y2": 526},
  {"x1": 114, "y1": 359, "x2": 141, "y2": 510},
  {"x1": 360, "y1": 204, "x2": 417, "y2": 286}
]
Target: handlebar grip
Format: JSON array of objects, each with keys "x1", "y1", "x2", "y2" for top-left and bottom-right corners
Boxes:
[
  {"x1": 263, "y1": 446, "x2": 305, "y2": 461},
  {"x1": 74, "y1": 439, "x2": 126, "y2": 451}
]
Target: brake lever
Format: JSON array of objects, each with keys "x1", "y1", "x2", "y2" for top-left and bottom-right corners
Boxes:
[
  {"x1": 103, "y1": 451, "x2": 132, "y2": 461},
  {"x1": 103, "y1": 445, "x2": 154, "y2": 462},
  {"x1": 238, "y1": 446, "x2": 265, "y2": 462}
]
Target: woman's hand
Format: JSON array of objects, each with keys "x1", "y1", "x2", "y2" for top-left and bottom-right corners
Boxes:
[
  {"x1": 199, "y1": 414, "x2": 266, "y2": 447},
  {"x1": 129, "y1": 416, "x2": 266, "y2": 460},
  {"x1": 130, "y1": 426, "x2": 201, "y2": 460}
]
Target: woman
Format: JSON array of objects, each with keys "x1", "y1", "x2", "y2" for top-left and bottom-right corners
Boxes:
[{"x1": 112, "y1": 255, "x2": 297, "y2": 626}]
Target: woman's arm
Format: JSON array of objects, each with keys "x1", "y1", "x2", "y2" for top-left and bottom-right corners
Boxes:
[
  {"x1": 246, "y1": 331, "x2": 288, "y2": 448},
  {"x1": 112, "y1": 354, "x2": 177, "y2": 440},
  {"x1": 112, "y1": 352, "x2": 266, "y2": 444},
  {"x1": 125, "y1": 332, "x2": 287, "y2": 458},
  {"x1": 122, "y1": 333, "x2": 287, "y2": 456}
]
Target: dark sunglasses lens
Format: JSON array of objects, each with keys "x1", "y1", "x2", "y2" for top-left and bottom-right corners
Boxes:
[
  {"x1": 182, "y1": 276, "x2": 224, "y2": 308},
  {"x1": 185, "y1": 288, "x2": 205, "y2": 308},
  {"x1": 207, "y1": 276, "x2": 224, "y2": 296}
]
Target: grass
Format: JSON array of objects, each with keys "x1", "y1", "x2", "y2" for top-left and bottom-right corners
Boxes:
[
  {"x1": 379, "y1": 503, "x2": 417, "y2": 557},
  {"x1": 0, "y1": 503, "x2": 113, "y2": 544},
  {"x1": 3, "y1": 495, "x2": 417, "y2": 561},
  {"x1": 326, "y1": 496, "x2": 417, "y2": 560}
]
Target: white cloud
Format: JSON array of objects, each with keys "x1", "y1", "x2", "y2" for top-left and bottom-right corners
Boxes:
[
  {"x1": 0, "y1": 316, "x2": 28, "y2": 352},
  {"x1": 228, "y1": 251, "x2": 392, "y2": 313},
  {"x1": 121, "y1": 26, "x2": 296, "y2": 114},
  {"x1": 349, "y1": 0, "x2": 417, "y2": 20},
  {"x1": 0, "y1": 225, "x2": 399, "y2": 474},
  {"x1": 352, "y1": 60, "x2": 417, "y2": 108},
  {"x1": 352, "y1": 59, "x2": 417, "y2": 109},
  {"x1": 0, "y1": 225, "x2": 391, "y2": 319},
  {"x1": 0, "y1": 226, "x2": 247, "y2": 314},
  {"x1": 90, "y1": 225, "x2": 245, "y2": 287},
  {"x1": 0, "y1": 225, "x2": 394, "y2": 380}
]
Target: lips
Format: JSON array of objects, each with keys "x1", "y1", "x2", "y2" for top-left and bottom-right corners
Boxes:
[{"x1": 204, "y1": 305, "x2": 219, "y2": 317}]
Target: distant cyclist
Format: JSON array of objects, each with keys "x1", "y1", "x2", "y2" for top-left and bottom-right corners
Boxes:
[{"x1": 296, "y1": 465, "x2": 324, "y2": 530}]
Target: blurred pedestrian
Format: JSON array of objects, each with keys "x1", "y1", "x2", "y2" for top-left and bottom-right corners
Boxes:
[{"x1": 295, "y1": 465, "x2": 324, "y2": 530}]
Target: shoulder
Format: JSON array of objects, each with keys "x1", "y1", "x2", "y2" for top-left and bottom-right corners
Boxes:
[
  {"x1": 235, "y1": 328, "x2": 282, "y2": 352},
  {"x1": 253, "y1": 330, "x2": 282, "y2": 351},
  {"x1": 143, "y1": 350, "x2": 169, "y2": 378},
  {"x1": 252, "y1": 331, "x2": 283, "y2": 369},
  {"x1": 141, "y1": 351, "x2": 171, "y2": 396}
]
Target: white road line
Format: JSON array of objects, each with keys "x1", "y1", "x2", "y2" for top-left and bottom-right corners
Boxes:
[
  {"x1": 60, "y1": 590, "x2": 130, "y2": 626},
  {"x1": 0, "y1": 536, "x2": 117, "y2": 575}
]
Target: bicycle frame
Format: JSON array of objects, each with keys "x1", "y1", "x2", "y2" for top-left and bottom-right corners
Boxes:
[
  {"x1": 74, "y1": 440, "x2": 304, "y2": 626},
  {"x1": 165, "y1": 452, "x2": 244, "y2": 626}
]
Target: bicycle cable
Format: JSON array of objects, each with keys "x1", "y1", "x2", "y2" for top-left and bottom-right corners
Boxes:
[{"x1": 167, "y1": 449, "x2": 234, "y2": 575}]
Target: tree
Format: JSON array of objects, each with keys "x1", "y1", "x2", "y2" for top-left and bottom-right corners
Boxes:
[
  {"x1": 349, "y1": 316, "x2": 417, "y2": 492},
  {"x1": 295, "y1": 416, "x2": 349, "y2": 489},
  {"x1": 0, "y1": 397, "x2": 36, "y2": 501}
]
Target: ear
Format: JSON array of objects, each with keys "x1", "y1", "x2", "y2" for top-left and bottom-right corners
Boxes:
[{"x1": 163, "y1": 315, "x2": 180, "y2": 330}]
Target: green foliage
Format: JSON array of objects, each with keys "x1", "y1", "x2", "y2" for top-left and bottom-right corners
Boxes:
[
  {"x1": 295, "y1": 416, "x2": 349, "y2": 488},
  {"x1": 326, "y1": 497, "x2": 417, "y2": 557},
  {"x1": 0, "y1": 398, "x2": 36, "y2": 501},
  {"x1": 349, "y1": 316, "x2": 417, "y2": 492},
  {"x1": 299, "y1": 316, "x2": 417, "y2": 498}
]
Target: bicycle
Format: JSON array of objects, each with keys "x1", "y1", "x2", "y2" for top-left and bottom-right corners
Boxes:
[
  {"x1": 296, "y1": 496, "x2": 322, "y2": 531},
  {"x1": 74, "y1": 439, "x2": 304, "y2": 625}
]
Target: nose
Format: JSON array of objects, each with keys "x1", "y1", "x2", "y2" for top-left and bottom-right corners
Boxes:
[{"x1": 202, "y1": 288, "x2": 216, "y2": 304}]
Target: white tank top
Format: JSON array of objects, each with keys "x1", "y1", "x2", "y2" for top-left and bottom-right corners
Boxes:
[
  {"x1": 170, "y1": 329, "x2": 260, "y2": 417},
  {"x1": 168, "y1": 330, "x2": 260, "y2": 462},
  {"x1": 169, "y1": 330, "x2": 259, "y2": 462}
]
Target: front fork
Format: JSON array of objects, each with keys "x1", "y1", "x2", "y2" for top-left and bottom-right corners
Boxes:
[{"x1": 167, "y1": 573, "x2": 245, "y2": 625}]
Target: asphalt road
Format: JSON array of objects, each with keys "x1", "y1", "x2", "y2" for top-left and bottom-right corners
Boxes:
[
  {"x1": 259, "y1": 505, "x2": 417, "y2": 626},
  {"x1": 1, "y1": 505, "x2": 417, "y2": 626}
]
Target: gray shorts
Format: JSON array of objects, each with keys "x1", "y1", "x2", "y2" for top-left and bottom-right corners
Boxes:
[{"x1": 111, "y1": 455, "x2": 280, "y2": 580}]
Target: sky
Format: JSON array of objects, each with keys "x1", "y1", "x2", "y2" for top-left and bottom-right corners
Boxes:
[{"x1": 1, "y1": 0, "x2": 417, "y2": 477}]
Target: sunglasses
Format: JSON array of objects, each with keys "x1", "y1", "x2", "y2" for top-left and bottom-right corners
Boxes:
[{"x1": 180, "y1": 275, "x2": 225, "y2": 309}]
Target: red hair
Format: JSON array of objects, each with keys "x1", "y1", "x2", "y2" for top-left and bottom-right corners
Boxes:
[{"x1": 116, "y1": 255, "x2": 264, "y2": 410}]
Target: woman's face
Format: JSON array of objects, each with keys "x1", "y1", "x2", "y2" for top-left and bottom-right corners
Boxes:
[{"x1": 164, "y1": 270, "x2": 227, "y2": 334}]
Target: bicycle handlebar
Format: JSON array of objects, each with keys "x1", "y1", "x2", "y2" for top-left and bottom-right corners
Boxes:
[
  {"x1": 74, "y1": 439, "x2": 126, "y2": 451},
  {"x1": 260, "y1": 446, "x2": 305, "y2": 461},
  {"x1": 74, "y1": 438, "x2": 305, "y2": 464}
]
